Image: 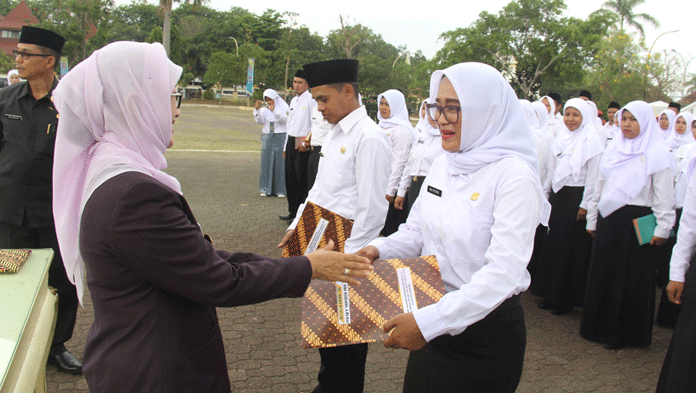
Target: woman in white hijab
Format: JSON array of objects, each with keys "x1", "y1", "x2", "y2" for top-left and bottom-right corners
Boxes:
[
  {"x1": 253, "y1": 89, "x2": 289, "y2": 197},
  {"x1": 541, "y1": 95, "x2": 564, "y2": 137},
  {"x1": 659, "y1": 109, "x2": 677, "y2": 139},
  {"x1": 377, "y1": 89, "x2": 415, "y2": 236},
  {"x1": 51, "y1": 41, "x2": 372, "y2": 392},
  {"x1": 356, "y1": 62, "x2": 550, "y2": 393},
  {"x1": 582, "y1": 100, "x2": 675, "y2": 350},
  {"x1": 665, "y1": 113, "x2": 695, "y2": 153},
  {"x1": 6, "y1": 69, "x2": 19, "y2": 85},
  {"x1": 532, "y1": 98, "x2": 604, "y2": 315},
  {"x1": 398, "y1": 99, "x2": 444, "y2": 212}
]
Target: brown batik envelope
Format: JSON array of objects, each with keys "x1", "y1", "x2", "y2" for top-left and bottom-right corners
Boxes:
[
  {"x1": 0, "y1": 249, "x2": 32, "y2": 273},
  {"x1": 282, "y1": 201, "x2": 353, "y2": 257},
  {"x1": 301, "y1": 255, "x2": 446, "y2": 349}
]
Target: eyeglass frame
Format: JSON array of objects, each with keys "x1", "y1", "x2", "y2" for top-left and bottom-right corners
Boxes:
[
  {"x1": 12, "y1": 49, "x2": 53, "y2": 60},
  {"x1": 171, "y1": 93, "x2": 182, "y2": 109},
  {"x1": 426, "y1": 103, "x2": 462, "y2": 124}
]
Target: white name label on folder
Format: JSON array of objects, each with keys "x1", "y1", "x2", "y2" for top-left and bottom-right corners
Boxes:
[
  {"x1": 304, "y1": 218, "x2": 329, "y2": 255},
  {"x1": 397, "y1": 268, "x2": 418, "y2": 313}
]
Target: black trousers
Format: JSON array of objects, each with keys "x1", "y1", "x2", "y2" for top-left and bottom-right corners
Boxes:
[
  {"x1": 285, "y1": 136, "x2": 310, "y2": 218},
  {"x1": 307, "y1": 146, "x2": 322, "y2": 191},
  {"x1": 0, "y1": 218, "x2": 78, "y2": 348},
  {"x1": 312, "y1": 343, "x2": 369, "y2": 393}
]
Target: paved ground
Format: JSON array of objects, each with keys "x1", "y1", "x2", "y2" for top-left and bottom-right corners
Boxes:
[{"x1": 45, "y1": 106, "x2": 674, "y2": 392}]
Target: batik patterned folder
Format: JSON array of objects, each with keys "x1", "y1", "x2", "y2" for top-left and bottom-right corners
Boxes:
[
  {"x1": 300, "y1": 255, "x2": 446, "y2": 349},
  {"x1": 281, "y1": 201, "x2": 353, "y2": 257},
  {"x1": 0, "y1": 249, "x2": 32, "y2": 273}
]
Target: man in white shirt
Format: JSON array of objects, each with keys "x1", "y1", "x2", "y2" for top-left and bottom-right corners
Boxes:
[
  {"x1": 280, "y1": 70, "x2": 316, "y2": 222},
  {"x1": 304, "y1": 105, "x2": 331, "y2": 190},
  {"x1": 278, "y1": 59, "x2": 391, "y2": 393}
]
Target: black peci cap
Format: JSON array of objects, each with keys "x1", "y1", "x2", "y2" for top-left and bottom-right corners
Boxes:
[
  {"x1": 608, "y1": 101, "x2": 621, "y2": 110},
  {"x1": 19, "y1": 26, "x2": 65, "y2": 55},
  {"x1": 294, "y1": 68, "x2": 307, "y2": 80},
  {"x1": 302, "y1": 59, "x2": 359, "y2": 88}
]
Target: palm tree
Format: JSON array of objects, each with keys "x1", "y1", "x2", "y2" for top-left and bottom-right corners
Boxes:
[
  {"x1": 599, "y1": 0, "x2": 660, "y2": 39},
  {"x1": 159, "y1": 0, "x2": 177, "y2": 56}
]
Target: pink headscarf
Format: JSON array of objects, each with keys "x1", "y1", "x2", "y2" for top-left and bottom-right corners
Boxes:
[{"x1": 52, "y1": 41, "x2": 183, "y2": 303}]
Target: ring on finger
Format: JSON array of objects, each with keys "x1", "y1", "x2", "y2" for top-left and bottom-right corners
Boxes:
[{"x1": 344, "y1": 268, "x2": 350, "y2": 276}]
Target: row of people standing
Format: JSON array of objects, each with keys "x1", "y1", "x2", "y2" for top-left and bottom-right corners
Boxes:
[{"x1": 527, "y1": 89, "x2": 696, "y2": 351}]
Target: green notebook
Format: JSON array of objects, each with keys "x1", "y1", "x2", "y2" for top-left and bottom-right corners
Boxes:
[{"x1": 632, "y1": 214, "x2": 675, "y2": 246}]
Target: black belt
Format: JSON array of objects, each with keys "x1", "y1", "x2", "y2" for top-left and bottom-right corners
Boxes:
[
  {"x1": 412, "y1": 175, "x2": 426, "y2": 182},
  {"x1": 310, "y1": 146, "x2": 322, "y2": 152}
]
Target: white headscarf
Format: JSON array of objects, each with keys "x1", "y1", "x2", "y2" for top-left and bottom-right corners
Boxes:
[
  {"x1": 6, "y1": 69, "x2": 18, "y2": 84},
  {"x1": 585, "y1": 100, "x2": 603, "y2": 129},
  {"x1": 377, "y1": 89, "x2": 415, "y2": 136},
  {"x1": 519, "y1": 99, "x2": 539, "y2": 130},
  {"x1": 532, "y1": 101, "x2": 549, "y2": 134},
  {"x1": 541, "y1": 95, "x2": 562, "y2": 129},
  {"x1": 664, "y1": 113, "x2": 695, "y2": 151},
  {"x1": 52, "y1": 41, "x2": 183, "y2": 303},
  {"x1": 415, "y1": 99, "x2": 440, "y2": 136},
  {"x1": 598, "y1": 100, "x2": 674, "y2": 217},
  {"x1": 429, "y1": 62, "x2": 550, "y2": 225},
  {"x1": 658, "y1": 109, "x2": 677, "y2": 139},
  {"x1": 550, "y1": 98, "x2": 604, "y2": 192},
  {"x1": 263, "y1": 88, "x2": 290, "y2": 114}
]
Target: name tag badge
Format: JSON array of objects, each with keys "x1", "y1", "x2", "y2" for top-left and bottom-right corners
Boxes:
[
  {"x1": 427, "y1": 185, "x2": 442, "y2": 197},
  {"x1": 418, "y1": 140, "x2": 425, "y2": 144},
  {"x1": 5, "y1": 114, "x2": 22, "y2": 121}
]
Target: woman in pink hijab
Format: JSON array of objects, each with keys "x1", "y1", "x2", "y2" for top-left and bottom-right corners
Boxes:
[{"x1": 51, "y1": 41, "x2": 372, "y2": 393}]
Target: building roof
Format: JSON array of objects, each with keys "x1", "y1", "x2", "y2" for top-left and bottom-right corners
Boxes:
[{"x1": 0, "y1": 1, "x2": 39, "y2": 29}]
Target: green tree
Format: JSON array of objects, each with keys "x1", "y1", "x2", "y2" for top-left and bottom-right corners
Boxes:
[
  {"x1": 595, "y1": 0, "x2": 659, "y2": 39},
  {"x1": 584, "y1": 31, "x2": 644, "y2": 111},
  {"x1": 437, "y1": 0, "x2": 611, "y2": 99},
  {"x1": 203, "y1": 51, "x2": 236, "y2": 87}
]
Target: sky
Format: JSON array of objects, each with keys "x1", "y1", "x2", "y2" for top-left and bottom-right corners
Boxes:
[{"x1": 119, "y1": 0, "x2": 695, "y2": 72}]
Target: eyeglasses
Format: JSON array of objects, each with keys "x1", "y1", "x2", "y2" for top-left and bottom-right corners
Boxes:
[
  {"x1": 12, "y1": 49, "x2": 52, "y2": 60},
  {"x1": 426, "y1": 103, "x2": 461, "y2": 124},
  {"x1": 171, "y1": 93, "x2": 182, "y2": 109}
]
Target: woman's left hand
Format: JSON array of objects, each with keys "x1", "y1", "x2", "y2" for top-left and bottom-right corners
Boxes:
[
  {"x1": 394, "y1": 196, "x2": 405, "y2": 210},
  {"x1": 650, "y1": 236, "x2": 668, "y2": 246},
  {"x1": 576, "y1": 208, "x2": 587, "y2": 221},
  {"x1": 382, "y1": 313, "x2": 426, "y2": 351}
]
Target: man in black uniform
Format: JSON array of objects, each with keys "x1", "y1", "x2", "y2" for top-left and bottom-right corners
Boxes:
[{"x1": 0, "y1": 26, "x2": 81, "y2": 374}]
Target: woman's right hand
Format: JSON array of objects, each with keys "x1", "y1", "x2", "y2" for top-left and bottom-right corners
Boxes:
[
  {"x1": 354, "y1": 245, "x2": 380, "y2": 263},
  {"x1": 586, "y1": 230, "x2": 595, "y2": 238},
  {"x1": 254, "y1": 100, "x2": 263, "y2": 110},
  {"x1": 306, "y1": 240, "x2": 373, "y2": 285}
]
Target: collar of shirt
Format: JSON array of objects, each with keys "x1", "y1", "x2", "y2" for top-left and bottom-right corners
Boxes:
[
  {"x1": 335, "y1": 105, "x2": 368, "y2": 135},
  {"x1": 18, "y1": 77, "x2": 58, "y2": 101}
]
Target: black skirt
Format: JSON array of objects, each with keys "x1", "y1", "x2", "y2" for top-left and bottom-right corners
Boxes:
[
  {"x1": 402, "y1": 296, "x2": 525, "y2": 393},
  {"x1": 655, "y1": 253, "x2": 696, "y2": 393},
  {"x1": 380, "y1": 192, "x2": 409, "y2": 237},
  {"x1": 580, "y1": 205, "x2": 659, "y2": 346},
  {"x1": 531, "y1": 186, "x2": 592, "y2": 307}
]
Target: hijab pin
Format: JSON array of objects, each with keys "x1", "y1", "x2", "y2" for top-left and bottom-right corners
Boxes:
[
  {"x1": 640, "y1": 156, "x2": 646, "y2": 162},
  {"x1": 340, "y1": 147, "x2": 346, "y2": 154},
  {"x1": 471, "y1": 192, "x2": 480, "y2": 201}
]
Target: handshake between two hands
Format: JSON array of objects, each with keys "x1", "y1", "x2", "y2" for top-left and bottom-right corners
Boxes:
[{"x1": 278, "y1": 232, "x2": 427, "y2": 350}]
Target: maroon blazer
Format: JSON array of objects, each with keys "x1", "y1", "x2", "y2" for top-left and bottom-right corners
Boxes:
[{"x1": 79, "y1": 172, "x2": 312, "y2": 392}]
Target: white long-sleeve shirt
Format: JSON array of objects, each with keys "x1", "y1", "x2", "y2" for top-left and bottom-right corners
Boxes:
[
  {"x1": 382, "y1": 125, "x2": 414, "y2": 197},
  {"x1": 310, "y1": 106, "x2": 330, "y2": 147},
  {"x1": 370, "y1": 156, "x2": 541, "y2": 341},
  {"x1": 252, "y1": 107, "x2": 288, "y2": 134},
  {"x1": 670, "y1": 169, "x2": 696, "y2": 282},
  {"x1": 397, "y1": 132, "x2": 444, "y2": 197},
  {"x1": 586, "y1": 168, "x2": 675, "y2": 237},
  {"x1": 289, "y1": 106, "x2": 391, "y2": 253},
  {"x1": 286, "y1": 90, "x2": 315, "y2": 138},
  {"x1": 673, "y1": 143, "x2": 696, "y2": 209},
  {"x1": 543, "y1": 152, "x2": 601, "y2": 210}
]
